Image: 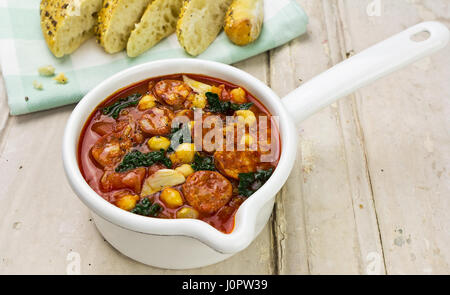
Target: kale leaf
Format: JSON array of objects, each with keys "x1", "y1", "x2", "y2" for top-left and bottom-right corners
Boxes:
[
  {"x1": 238, "y1": 168, "x2": 274, "y2": 197},
  {"x1": 206, "y1": 92, "x2": 253, "y2": 114},
  {"x1": 191, "y1": 154, "x2": 215, "y2": 171},
  {"x1": 230, "y1": 102, "x2": 254, "y2": 111},
  {"x1": 115, "y1": 150, "x2": 172, "y2": 172},
  {"x1": 131, "y1": 198, "x2": 162, "y2": 217},
  {"x1": 102, "y1": 93, "x2": 142, "y2": 119},
  {"x1": 206, "y1": 92, "x2": 230, "y2": 113}
]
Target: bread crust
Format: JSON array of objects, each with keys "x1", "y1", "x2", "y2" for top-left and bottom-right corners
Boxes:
[
  {"x1": 40, "y1": 0, "x2": 102, "y2": 58},
  {"x1": 224, "y1": 0, "x2": 264, "y2": 46}
]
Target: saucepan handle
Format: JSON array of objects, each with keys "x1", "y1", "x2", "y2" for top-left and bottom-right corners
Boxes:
[{"x1": 282, "y1": 21, "x2": 450, "y2": 125}]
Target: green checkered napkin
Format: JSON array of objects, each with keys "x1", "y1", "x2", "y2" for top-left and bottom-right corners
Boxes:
[{"x1": 0, "y1": 0, "x2": 308, "y2": 115}]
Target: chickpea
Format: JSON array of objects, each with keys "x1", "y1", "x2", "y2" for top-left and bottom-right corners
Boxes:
[
  {"x1": 189, "y1": 120, "x2": 198, "y2": 130},
  {"x1": 222, "y1": 123, "x2": 235, "y2": 136},
  {"x1": 115, "y1": 194, "x2": 140, "y2": 211},
  {"x1": 138, "y1": 94, "x2": 157, "y2": 111},
  {"x1": 175, "y1": 109, "x2": 194, "y2": 119},
  {"x1": 187, "y1": 121, "x2": 199, "y2": 136},
  {"x1": 230, "y1": 87, "x2": 247, "y2": 104},
  {"x1": 147, "y1": 136, "x2": 171, "y2": 151},
  {"x1": 192, "y1": 94, "x2": 207, "y2": 109},
  {"x1": 210, "y1": 86, "x2": 222, "y2": 95},
  {"x1": 175, "y1": 164, "x2": 195, "y2": 177},
  {"x1": 235, "y1": 110, "x2": 257, "y2": 126},
  {"x1": 160, "y1": 188, "x2": 184, "y2": 209},
  {"x1": 239, "y1": 133, "x2": 256, "y2": 147},
  {"x1": 176, "y1": 207, "x2": 199, "y2": 219},
  {"x1": 169, "y1": 143, "x2": 196, "y2": 164}
]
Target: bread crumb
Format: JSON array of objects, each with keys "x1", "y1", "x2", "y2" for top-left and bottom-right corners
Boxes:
[
  {"x1": 53, "y1": 73, "x2": 68, "y2": 84},
  {"x1": 33, "y1": 80, "x2": 43, "y2": 90},
  {"x1": 38, "y1": 65, "x2": 55, "y2": 76}
]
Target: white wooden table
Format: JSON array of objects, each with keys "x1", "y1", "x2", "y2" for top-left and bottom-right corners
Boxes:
[{"x1": 0, "y1": 0, "x2": 449, "y2": 275}]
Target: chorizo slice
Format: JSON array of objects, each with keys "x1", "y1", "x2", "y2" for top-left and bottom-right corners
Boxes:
[
  {"x1": 91, "y1": 122, "x2": 115, "y2": 136},
  {"x1": 182, "y1": 171, "x2": 233, "y2": 214},
  {"x1": 118, "y1": 117, "x2": 146, "y2": 145},
  {"x1": 138, "y1": 107, "x2": 174, "y2": 136},
  {"x1": 214, "y1": 150, "x2": 259, "y2": 180},
  {"x1": 154, "y1": 80, "x2": 191, "y2": 107},
  {"x1": 100, "y1": 167, "x2": 146, "y2": 194},
  {"x1": 94, "y1": 118, "x2": 145, "y2": 143},
  {"x1": 91, "y1": 133, "x2": 132, "y2": 168}
]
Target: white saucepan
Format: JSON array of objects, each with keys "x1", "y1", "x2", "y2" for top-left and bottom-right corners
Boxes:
[{"x1": 63, "y1": 22, "x2": 449, "y2": 269}]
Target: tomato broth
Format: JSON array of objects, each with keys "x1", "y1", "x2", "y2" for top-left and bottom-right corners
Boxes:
[{"x1": 78, "y1": 74, "x2": 281, "y2": 233}]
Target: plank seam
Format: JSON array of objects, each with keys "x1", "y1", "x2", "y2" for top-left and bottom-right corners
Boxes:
[
  {"x1": 287, "y1": 39, "x2": 312, "y2": 274},
  {"x1": 335, "y1": 0, "x2": 388, "y2": 273},
  {"x1": 270, "y1": 201, "x2": 281, "y2": 274},
  {"x1": 0, "y1": 74, "x2": 12, "y2": 158},
  {"x1": 0, "y1": 115, "x2": 12, "y2": 158},
  {"x1": 268, "y1": 41, "x2": 311, "y2": 274}
]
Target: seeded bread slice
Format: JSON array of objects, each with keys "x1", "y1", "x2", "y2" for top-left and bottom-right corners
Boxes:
[
  {"x1": 176, "y1": 0, "x2": 233, "y2": 56},
  {"x1": 97, "y1": 0, "x2": 152, "y2": 54},
  {"x1": 40, "y1": 0, "x2": 103, "y2": 58},
  {"x1": 127, "y1": 0, "x2": 184, "y2": 58}
]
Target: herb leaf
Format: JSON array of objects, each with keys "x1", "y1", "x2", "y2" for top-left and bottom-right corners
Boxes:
[
  {"x1": 238, "y1": 168, "x2": 274, "y2": 197},
  {"x1": 131, "y1": 198, "x2": 162, "y2": 217},
  {"x1": 206, "y1": 92, "x2": 230, "y2": 113},
  {"x1": 116, "y1": 150, "x2": 172, "y2": 172},
  {"x1": 102, "y1": 93, "x2": 142, "y2": 119},
  {"x1": 206, "y1": 92, "x2": 253, "y2": 113},
  {"x1": 191, "y1": 154, "x2": 215, "y2": 171},
  {"x1": 230, "y1": 102, "x2": 253, "y2": 111}
]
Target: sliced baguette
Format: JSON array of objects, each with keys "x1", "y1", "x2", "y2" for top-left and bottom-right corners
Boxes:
[
  {"x1": 40, "y1": 0, "x2": 103, "y2": 58},
  {"x1": 176, "y1": 0, "x2": 233, "y2": 56},
  {"x1": 224, "y1": 0, "x2": 264, "y2": 46},
  {"x1": 97, "y1": 0, "x2": 152, "y2": 54},
  {"x1": 127, "y1": 0, "x2": 184, "y2": 57}
]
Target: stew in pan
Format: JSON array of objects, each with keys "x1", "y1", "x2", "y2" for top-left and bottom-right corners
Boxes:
[{"x1": 78, "y1": 74, "x2": 280, "y2": 233}]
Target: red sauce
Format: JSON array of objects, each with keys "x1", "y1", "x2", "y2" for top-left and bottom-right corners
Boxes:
[{"x1": 77, "y1": 74, "x2": 281, "y2": 233}]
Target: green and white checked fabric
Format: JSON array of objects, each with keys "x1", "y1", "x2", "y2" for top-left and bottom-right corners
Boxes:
[{"x1": 0, "y1": 0, "x2": 308, "y2": 115}]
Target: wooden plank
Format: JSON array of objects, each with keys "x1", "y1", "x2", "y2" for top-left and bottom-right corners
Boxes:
[
  {"x1": 0, "y1": 54, "x2": 276, "y2": 274},
  {"x1": 269, "y1": 0, "x2": 386, "y2": 274},
  {"x1": 0, "y1": 73, "x2": 10, "y2": 153},
  {"x1": 340, "y1": 0, "x2": 450, "y2": 274}
]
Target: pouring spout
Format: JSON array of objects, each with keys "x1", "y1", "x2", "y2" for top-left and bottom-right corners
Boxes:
[{"x1": 282, "y1": 21, "x2": 450, "y2": 126}]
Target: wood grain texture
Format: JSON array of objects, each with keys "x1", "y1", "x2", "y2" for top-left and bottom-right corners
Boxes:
[
  {"x1": 270, "y1": 0, "x2": 385, "y2": 275},
  {"x1": 340, "y1": 0, "x2": 450, "y2": 275},
  {"x1": 0, "y1": 0, "x2": 449, "y2": 274}
]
